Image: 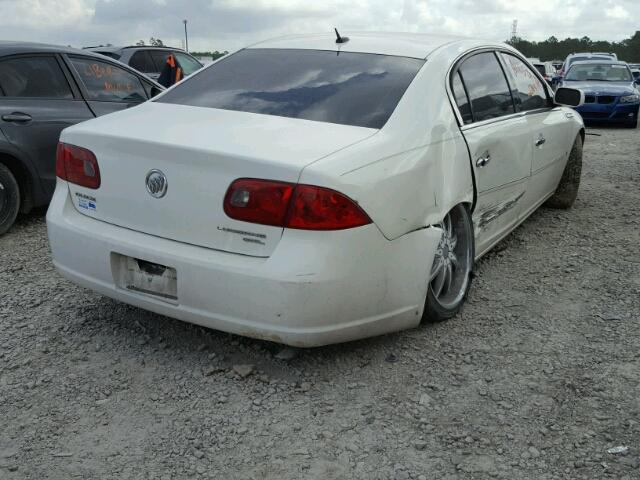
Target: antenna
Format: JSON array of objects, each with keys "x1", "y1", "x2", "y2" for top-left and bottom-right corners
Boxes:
[{"x1": 335, "y1": 28, "x2": 349, "y2": 44}]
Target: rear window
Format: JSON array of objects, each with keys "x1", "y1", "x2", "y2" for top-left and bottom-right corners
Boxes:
[
  {"x1": 157, "y1": 48, "x2": 424, "y2": 129},
  {"x1": 95, "y1": 51, "x2": 121, "y2": 60},
  {"x1": 568, "y1": 56, "x2": 610, "y2": 67}
]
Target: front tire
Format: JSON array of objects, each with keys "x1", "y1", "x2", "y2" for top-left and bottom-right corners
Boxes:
[
  {"x1": 545, "y1": 135, "x2": 583, "y2": 209},
  {"x1": 0, "y1": 164, "x2": 20, "y2": 236},
  {"x1": 422, "y1": 204, "x2": 474, "y2": 323}
]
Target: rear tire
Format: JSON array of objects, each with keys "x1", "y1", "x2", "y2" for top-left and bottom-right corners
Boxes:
[
  {"x1": 0, "y1": 164, "x2": 20, "y2": 236},
  {"x1": 422, "y1": 204, "x2": 474, "y2": 323},
  {"x1": 545, "y1": 135, "x2": 582, "y2": 209}
]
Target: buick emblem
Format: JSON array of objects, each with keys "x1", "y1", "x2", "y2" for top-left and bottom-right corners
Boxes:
[{"x1": 145, "y1": 170, "x2": 168, "y2": 198}]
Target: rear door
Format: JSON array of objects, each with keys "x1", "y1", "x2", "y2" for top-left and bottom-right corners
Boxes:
[
  {"x1": 0, "y1": 54, "x2": 94, "y2": 197},
  {"x1": 451, "y1": 51, "x2": 533, "y2": 255},
  {"x1": 148, "y1": 50, "x2": 172, "y2": 79},
  {"x1": 65, "y1": 55, "x2": 150, "y2": 117},
  {"x1": 499, "y1": 52, "x2": 574, "y2": 212},
  {"x1": 128, "y1": 50, "x2": 156, "y2": 77}
]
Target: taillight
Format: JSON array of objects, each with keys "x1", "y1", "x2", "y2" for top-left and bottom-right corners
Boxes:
[
  {"x1": 224, "y1": 178, "x2": 371, "y2": 230},
  {"x1": 223, "y1": 179, "x2": 294, "y2": 227},
  {"x1": 56, "y1": 142, "x2": 101, "y2": 189},
  {"x1": 287, "y1": 185, "x2": 371, "y2": 230}
]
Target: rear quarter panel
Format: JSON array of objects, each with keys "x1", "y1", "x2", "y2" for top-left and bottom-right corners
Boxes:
[{"x1": 299, "y1": 49, "x2": 475, "y2": 240}]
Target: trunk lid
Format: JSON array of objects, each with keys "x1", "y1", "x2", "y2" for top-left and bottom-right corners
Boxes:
[{"x1": 61, "y1": 102, "x2": 376, "y2": 257}]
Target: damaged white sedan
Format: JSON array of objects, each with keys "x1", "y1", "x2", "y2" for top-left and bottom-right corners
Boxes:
[{"x1": 47, "y1": 32, "x2": 585, "y2": 346}]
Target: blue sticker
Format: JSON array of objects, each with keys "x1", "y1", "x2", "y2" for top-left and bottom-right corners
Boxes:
[{"x1": 75, "y1": 192, "x2": 97, "y2": 211}]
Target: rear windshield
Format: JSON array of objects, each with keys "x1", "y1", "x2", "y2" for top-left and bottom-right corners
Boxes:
[
  {"x1": 96, "y1": 51, "x2": 121, "y2": 60},
  {"x1": 533, "y1": 64, "x2": 545, "y2": 76},
  {"x1": 157, "y1": 48, "x2": 424, "y2": 129}
]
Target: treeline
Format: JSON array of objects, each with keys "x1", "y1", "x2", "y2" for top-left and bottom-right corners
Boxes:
[
  {"x1": 507, "y1": 31, "x2": 640, "y2": 63},
  {"x1": 189, "y1": 50, "x2": 228, "y2": 60}
]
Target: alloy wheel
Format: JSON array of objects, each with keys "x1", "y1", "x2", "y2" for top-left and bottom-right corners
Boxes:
[{"x1": 429, "y1": 205, "x2": 473, "y2": 310}]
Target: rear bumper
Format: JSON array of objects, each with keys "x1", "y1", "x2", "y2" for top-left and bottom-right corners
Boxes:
[
  {"x1": 575, "y1": 103, "x2": 639, "y2": 123},
  {"x1": 46, "y1": 182, "x2": 440, "y2": 347}
]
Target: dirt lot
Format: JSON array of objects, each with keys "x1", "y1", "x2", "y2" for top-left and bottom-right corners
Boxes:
[{"x1": 1, "y1": 126, "x2": 639, "y2": 480}]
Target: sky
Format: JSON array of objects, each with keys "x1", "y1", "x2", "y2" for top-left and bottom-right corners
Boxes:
[{"x1": 0, "y1": 0, "x2": 637, "y2": 53}]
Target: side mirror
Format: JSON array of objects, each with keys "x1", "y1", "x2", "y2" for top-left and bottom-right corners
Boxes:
[
  {"x1": 554, "y1": 87, "x2": 584, "y2": 107},
  {"x1": 150, "y1": 86, "x2": 164, "y2": 98}
]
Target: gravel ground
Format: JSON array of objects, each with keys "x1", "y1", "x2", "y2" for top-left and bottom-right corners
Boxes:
[{"x1": 1, "y1": 126, "x2": 639, "y2": 480}]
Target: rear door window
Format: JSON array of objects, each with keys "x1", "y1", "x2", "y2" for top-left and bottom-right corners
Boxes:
[
  {"x1": 451, "y1": 71, "x2": 473, "y2": 124},
  {"x1": 148, "y1": 50, "x2": 171, "y2": 72},
  {"x1": 457, "y1": 52, "x2": 515, "y2": 123},
  {"x1": 157, "y1": 48, "x2": 424, "y2": 129},
  {"x1": 501, "y1": 53, "x2": 548, "y2": 112},
  {"x1": 69, "y1": 57, "x2": 147, "y2": 103},
  {"x1": 173, "y1": 52, "x2": 202, "y2": 76},
  {"x1": 0, "y1": 56, "x2": 73, "y2": 99},
  {"x1": 129, "y1": 51, "x2": 155, "y2": 73},
  {"x1": 95, "y1": 51, "x2": 121, "y2": 60}
]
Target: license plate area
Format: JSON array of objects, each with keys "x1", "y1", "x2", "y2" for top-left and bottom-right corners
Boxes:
[{"x1": 112, "y1": 253, "x2": 177, "y2": 303}]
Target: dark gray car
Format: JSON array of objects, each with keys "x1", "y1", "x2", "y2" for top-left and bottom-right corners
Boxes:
[
  {"x1": 85, "y1": 46, "x2": 203, "y2": 81},
  {"x1": 0, "y1": 41, "x2": 163, "y2": 234}
]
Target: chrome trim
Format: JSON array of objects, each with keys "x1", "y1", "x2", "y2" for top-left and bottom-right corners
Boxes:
[
  {"x1": 145, "y1": 169, "x2": 168, "y2": 198},
  {"x1": 446, "y1": 46, "x2": 554, "y2": 129},
  {"x1": 460, "y1": 111, "x2": 525, "y2": 131}
]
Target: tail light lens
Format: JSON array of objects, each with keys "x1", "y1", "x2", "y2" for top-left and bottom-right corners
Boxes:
[
  {"x1": 287, "y1": 185, "x2": 371, "y2": 230},
  {"x1": 223, "y1": 179, "x2": 294, "y2": 227},
  {"x1": 224, "y1": 178, "x2": 371, "y2": 230},
  {"x1": 56, "y1": 142, "x2": 101, "y2": 189}
]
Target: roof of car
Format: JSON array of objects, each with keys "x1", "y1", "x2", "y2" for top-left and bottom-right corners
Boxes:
[
  {"x1": 247, "y1": 32, "x2": 496, "y2": 59},
  {"x1": 570, "y1": 60, "x2": 628, "y2": 67},
  {"x1": 568, "y1": 52, "x2": 615, "y2": 55},
  {"x1": 0, "y1": 41, "x2": 104, "y2": 56},
  {"x1": 85, "y1": 45, "x2": 189, "y2": 53}
]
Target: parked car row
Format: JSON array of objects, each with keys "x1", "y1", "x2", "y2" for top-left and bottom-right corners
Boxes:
[
  {"x1": 84, "y1": 45, "x2": 203, "y2": 81},
  {"x1": 557, "y1": 60, "x2": 640, "y2": 127},
  {"x1": 528, "y1": 58, "x2": 557, "y2": 86},
  {"x1": 526, "y1": 52, "x2": 640, "y2": 127}
]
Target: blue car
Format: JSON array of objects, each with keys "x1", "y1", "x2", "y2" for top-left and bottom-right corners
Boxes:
[{"x1": 559, "y1": 60, "x2": 640, "y2": 127}]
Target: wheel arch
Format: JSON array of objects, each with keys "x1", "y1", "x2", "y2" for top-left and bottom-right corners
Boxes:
[{"x1": 0, "y1": 150, "x2": 35, "y2": 213}]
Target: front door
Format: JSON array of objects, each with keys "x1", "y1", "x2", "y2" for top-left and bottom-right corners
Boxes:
[
  {"x1": 452, "y1": 51, "x2": 532, "y2": 256},
  {"x1": 0, "y1": 54, "x2": 94, "y2": 197},
  {"x1": 498, "y1": 52, "x2": 574, "y2": 214}
]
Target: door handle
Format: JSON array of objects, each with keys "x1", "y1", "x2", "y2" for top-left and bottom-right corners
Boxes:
[
  {"x1": 535, "y1": 135, "x2": 546, "y2": 147},
  {"x1": 2, "y1": 112, "x2": 32, "y2": 123},
  {"x1": 476, "y1": 151, "x2": 491, "y2": 168}
]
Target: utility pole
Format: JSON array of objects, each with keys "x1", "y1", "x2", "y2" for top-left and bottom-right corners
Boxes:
[
  {"x1": 510, "y1": 19, "x2": 518, "y2": 42},
  {"x1": 183, "y1": 19, "x2": 188, "y2": 52}
]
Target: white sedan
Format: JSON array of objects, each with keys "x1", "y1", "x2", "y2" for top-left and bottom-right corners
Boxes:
[{"x1": 47, "y1": 33, "x2": 585, "y2": 347}]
